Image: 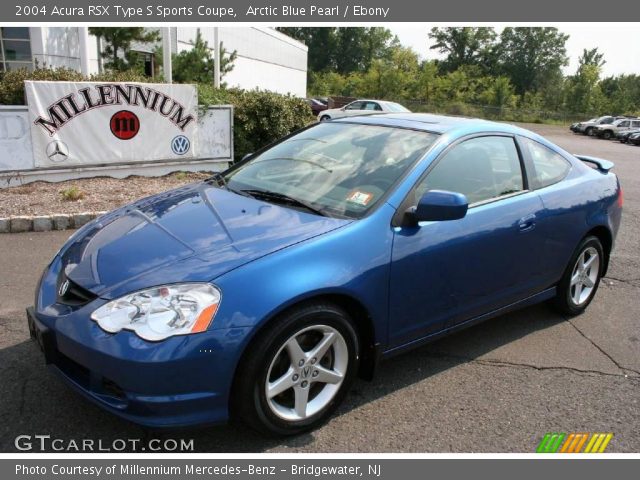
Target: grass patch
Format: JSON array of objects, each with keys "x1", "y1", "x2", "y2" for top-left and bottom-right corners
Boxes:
[{"x1": 60, "y1": 186, "x2": 85, "y2": 202}]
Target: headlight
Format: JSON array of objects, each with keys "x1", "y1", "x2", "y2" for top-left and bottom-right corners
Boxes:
[{"x1": 91, "y1": 283, "x2": 221, "y2": 341}]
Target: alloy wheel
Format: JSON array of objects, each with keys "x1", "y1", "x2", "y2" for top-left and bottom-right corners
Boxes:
[
  {"x1": 569, "y1": 246, "x2": 600, "y2": 306},
  {"x1": 265, "y1": 325, "x2": 348, "y2": 421}
]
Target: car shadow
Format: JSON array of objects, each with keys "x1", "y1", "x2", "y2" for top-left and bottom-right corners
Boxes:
[{"x1": 0, "y1": 302, "x2": 566, "y2": 452}]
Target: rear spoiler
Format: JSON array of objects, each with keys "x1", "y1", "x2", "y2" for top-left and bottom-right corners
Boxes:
[{"x1": 574, "y1": 154, "x2": 615, "y2": 172}]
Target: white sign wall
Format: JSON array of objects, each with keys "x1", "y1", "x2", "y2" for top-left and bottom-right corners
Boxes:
[{"x1": 25, "y1": 81, "x2": 199, "y2": 168}]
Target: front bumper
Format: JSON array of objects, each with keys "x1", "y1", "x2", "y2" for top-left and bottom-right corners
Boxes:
[{"x1": 28, "y1": 281, "x2": 252, "y2": 428}]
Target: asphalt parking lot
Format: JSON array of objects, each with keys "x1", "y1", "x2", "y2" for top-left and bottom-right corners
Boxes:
[{"x1": 0, "y1": 124, "x2": 638, "y2": 453}]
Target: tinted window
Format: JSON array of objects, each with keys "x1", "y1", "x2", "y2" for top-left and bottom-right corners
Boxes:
[
  {"x1": 416, "y1": 136, "x2": 524, "y2": 205},
  {"x1": 520, "y1": 137, "x2": 571, "y2": 189},
  {"x1": 618, "y1": 121, "x2": 630, "y2": 127},
  {"x1": 345, "y1": 102, "x2": 364, "y2": 110},
  {"x1": 225, "y1": 123, "x2": 438, "y2": 219},
  {"x1": 363, "y1": 102, "x2": 381, "y2": 111},
  {"x1": 632, "y1": 120, "x2": 640, "y2": 128}
]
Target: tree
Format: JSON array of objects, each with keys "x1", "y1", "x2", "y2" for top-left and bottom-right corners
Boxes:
[
  {"x1": 89, "y1": 27, "x2": 160, "y2": 72},
  {"x1": 171, "y1": 30, "x2": 237, "y2": 84},
  {"x1": 495, "y1": 27, "x2": 569, "y2": 95},
  {"x1": 578, "y1": 48, "x2": 606, "y2": 69},
  {"x1": 276, "y1": 27, "x2": 399, "y2": 74},
  {"x1": 428, "y1": 27, "x2": 497, "y2": 73}
]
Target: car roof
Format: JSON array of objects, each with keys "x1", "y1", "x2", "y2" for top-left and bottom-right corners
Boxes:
[{"x1": 332, "y1": 112, "x2": 518, "y2": 135}]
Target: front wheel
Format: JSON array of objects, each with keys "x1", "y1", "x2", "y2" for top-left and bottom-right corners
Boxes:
[
  {"x1": 320, "y1": 115, "x2": 331, "y2": 121},
  {"x1": 553, "y1": 236, "x2": 604, "y2": 316},
  {"x1": 232, "y1": 303, "x2": 359, "y2": 435},
  {"x1": 602, "y1": 130, "x2": 613, "y2": 140},
  {"x1": 585, "y1": 127, "x2": 593, "y2": 136}
]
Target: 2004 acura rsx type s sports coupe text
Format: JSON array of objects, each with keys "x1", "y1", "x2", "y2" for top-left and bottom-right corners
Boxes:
[{"x1": 27, "y1": 113, "x2": 622, "y2": 435}]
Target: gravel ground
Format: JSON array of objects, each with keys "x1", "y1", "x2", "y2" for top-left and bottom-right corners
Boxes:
[{"x1": 0, "y1": 172, "x2": 211, "y2": 217}]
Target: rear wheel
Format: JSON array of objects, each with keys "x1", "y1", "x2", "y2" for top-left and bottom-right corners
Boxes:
[
  {"x1": 553, "y1": 236, "x2": 604, "y2": 316},
  {"x1": 232, "y1": 303, "x2": 359, "y2": 435},
  {"x1": 585, "y1": 127, "x2": 593, "y2": 136}
]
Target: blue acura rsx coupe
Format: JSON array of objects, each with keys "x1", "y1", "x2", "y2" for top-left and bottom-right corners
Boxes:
[{"x1": 28, "y1": 113, "x2": 622, "y2": 435}]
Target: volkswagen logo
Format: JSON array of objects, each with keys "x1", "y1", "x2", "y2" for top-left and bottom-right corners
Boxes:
[
  {"x1": 58, "y1": 279, "x2": 70, "y2": 297},
  {"x1": 46, "y1": 140, "x2": 69, "y2": 163},
  {"x1": 171, "y1": 135, "x2": 191, "y2": 155}
]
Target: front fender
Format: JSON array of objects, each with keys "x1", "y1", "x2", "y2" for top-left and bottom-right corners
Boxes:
[{"x1": 210, "y1": 204, "x2": 397, "y2": 351}]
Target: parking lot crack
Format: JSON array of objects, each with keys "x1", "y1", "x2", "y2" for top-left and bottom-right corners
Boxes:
[
  {"x1": 563, "y1": 316, "x2": 640, "y2": 377},
  {"x1": 424, "y1": 351, "x2": 640, "y2": 380}
]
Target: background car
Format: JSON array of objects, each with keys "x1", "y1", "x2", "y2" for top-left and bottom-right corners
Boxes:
[
  {"x1": 317, "y1": 99, "x2": 410, "y2": 121},
  {"x1": 629, "y1": 132, "x2": 640, "y2": 145},
  {"x1": 617, "y1": 128, "x2": 640, "y2": 143},
  {"x1": 572, "y1": 115, "x2": 617, "y2": 136},
  {"x1": 305, "y1": 98, "x2": 328, "y2": 116},
  {"x1": 593, "y1": 118, "x2": 640, "y2": 139},
  {"x1": 29, "y1": 114, "x2": 622, "y2": 436}
]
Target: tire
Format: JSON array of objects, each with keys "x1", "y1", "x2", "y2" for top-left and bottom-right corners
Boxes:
[
  {"x1": 602, "y1": 130, "x2": 613, "y2": 140},
  {"x1": 231, "y1": 303, "x2": 359, "y2": 435},
  {"x1": 320, "y1": 115, "x2": 331, "y2": 121},
  {"x1": 585, "y1": 127, "x2": 593, "y2": 136},
  {"x1": 553, "y1": 236, "x2": 604, "y2": 316}
]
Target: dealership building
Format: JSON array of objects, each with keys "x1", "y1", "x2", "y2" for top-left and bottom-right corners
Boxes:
[{"x1": 1, "y1": 26, "x2": 308, "y2": 96}]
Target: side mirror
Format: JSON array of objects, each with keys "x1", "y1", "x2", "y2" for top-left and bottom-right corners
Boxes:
[
  {"x1": 242, "y1": 153, "x2": 253, "y2": 162},
  {"x1": 405, "y1": 190, "x2": 468, "y2": 225}
]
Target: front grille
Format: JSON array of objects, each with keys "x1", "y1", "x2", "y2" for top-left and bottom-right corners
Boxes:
[{"x1": 57, "y1": 276, "x2": 98, "y2": 306}]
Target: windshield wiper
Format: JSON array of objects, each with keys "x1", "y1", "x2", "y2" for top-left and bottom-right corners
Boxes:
[
  {"x1": 240, "y1": 189, "x2": 328, "y2": 216},
  {"x1": 205, "y1": 172, "x2": 229, "y2": 190}
]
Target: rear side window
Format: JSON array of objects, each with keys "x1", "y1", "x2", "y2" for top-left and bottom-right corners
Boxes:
[
  {"x1": 416, "y1": 136, "x2": 524, "y2": 205},
  {"x1": 520, "y1": 137, "x2": 571, "y2": 189}
]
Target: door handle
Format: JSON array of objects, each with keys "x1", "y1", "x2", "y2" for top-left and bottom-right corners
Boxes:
[{"x1": 518, "y1": 214, "x2": 536, "y2": 232}]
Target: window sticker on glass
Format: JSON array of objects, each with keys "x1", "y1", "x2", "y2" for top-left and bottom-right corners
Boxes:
[{"x1": 347, "y1": 190, "x2": 374, "y2": 206}]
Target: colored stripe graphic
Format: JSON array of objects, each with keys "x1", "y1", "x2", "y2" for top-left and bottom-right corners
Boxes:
[
  {"x1": 537, "y1": 433, "x2": 613, "y2": 453},
  {"x1": 536, "y1": 433, "x2": 565, "y2": 453}
]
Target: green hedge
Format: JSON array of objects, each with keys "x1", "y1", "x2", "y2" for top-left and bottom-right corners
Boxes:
[
  {"x1": 199, "y1": 85, "x2": 313, "y2": 161},
  {"x1": 0, "y1": 67, "x2": 149, "y2": 105},
  {"x1": 0, "y1": 67, "x2": 313, "y2": 162}
]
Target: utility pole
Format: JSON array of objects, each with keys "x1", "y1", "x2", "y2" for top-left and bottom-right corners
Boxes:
[{"x1": 163, "y1": 27, "x2": 172, "y2": 83}]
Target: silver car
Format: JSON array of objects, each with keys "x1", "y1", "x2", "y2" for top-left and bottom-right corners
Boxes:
[{"x1": 317, "y1": 99, "x2": 410, "y2": 121}]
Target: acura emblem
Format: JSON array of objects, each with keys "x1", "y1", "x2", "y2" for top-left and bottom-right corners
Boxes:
[{"x1": 58, "y1": 279, "x2": 70, "y2": 297}]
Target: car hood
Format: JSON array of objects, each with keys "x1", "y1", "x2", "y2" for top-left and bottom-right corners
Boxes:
[{"x1": 59, "y1": 182, "x2": 351, "y2": 298}]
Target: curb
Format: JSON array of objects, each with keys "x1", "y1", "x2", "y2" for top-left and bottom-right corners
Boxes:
[{"x1": 0, "y1": 211, "x2": 107, "y2": 234}]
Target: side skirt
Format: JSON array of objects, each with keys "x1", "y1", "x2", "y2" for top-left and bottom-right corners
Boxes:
[{"x1": 380, "y1": 286, "x2": 557, "y2": 360}]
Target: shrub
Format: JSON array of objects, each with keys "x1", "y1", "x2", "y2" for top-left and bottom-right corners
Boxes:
[
  {"x1": 0, "y1": 67, "x2": 84, "y2": 105},
  {"x1": 0, "y1": 66, "x2": 150, "y2": 105},
  {"x1": 199, "y1": 86, "x2": 313, "y2": 161},
  {"x1": 60, "y1": 186, "x2": 85, "y2": 201}
]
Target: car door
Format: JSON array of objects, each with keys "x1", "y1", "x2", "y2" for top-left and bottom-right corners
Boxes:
[
  {"x1": 388, "y1": 135, "x2": 547, "y2": 348},
  {"x1": 517, "y1": 136, "x2": 577, "y2": 286},
  {"x1": 340, "y1": 101, "x2": 366, "y2": 118}
]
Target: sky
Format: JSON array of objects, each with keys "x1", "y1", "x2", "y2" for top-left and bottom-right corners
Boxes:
[{"x1": 389, "y1": 25, "x2": 640, "y2": 77}]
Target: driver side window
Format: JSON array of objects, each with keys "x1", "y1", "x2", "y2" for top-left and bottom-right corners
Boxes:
[
  {"x1": 345, "y1": 102, "x2": 364, "y2": 110},
  {"x1": 415, "y1": 136, "x2": 524, "y2": 205}
]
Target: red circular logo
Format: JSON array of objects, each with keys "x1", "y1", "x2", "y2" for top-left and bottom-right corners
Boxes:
[{"x1": 110, "y1": 110, "x2": 140, "y2": 140}]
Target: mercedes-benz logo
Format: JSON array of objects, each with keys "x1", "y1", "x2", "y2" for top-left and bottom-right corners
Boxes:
[
  {"x1": 58, "y1": 279, "x2": 70, "y2": 297},
  {"x1": 46, "y1": 140, "x2": 70, "y2": 163}
]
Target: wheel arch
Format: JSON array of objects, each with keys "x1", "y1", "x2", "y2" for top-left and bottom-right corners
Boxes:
[
  {"x1": 230, "y1": 292, "x2": 379, "y2": 399},
  {"x1": 585, "y1": 225, "x2": 613, "y2": 276}
]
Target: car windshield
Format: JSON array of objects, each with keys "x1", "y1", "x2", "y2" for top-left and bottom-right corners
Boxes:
[
  {"x1": 385, "y1": 102, "x2": 410, "y2": 113},
  {"x1": 221, "y1": 122, "x2": 438, "y2": 219}
]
